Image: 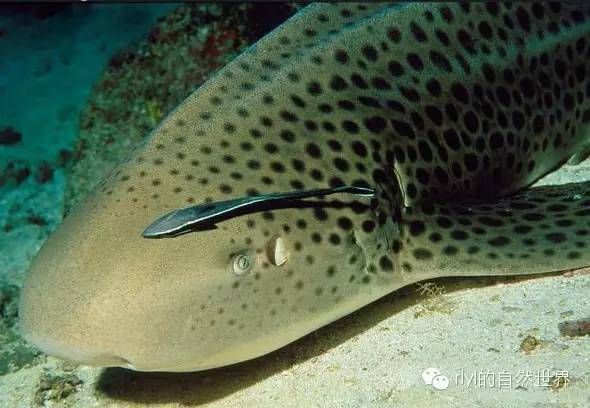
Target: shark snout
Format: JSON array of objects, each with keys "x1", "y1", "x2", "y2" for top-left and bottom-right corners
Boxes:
[
  {"x1": 19, "y1": 262, "x2": 133, "y2": 368},
  {"x1": 19, "y1": 270, "x2": 167, "y2": 371},
  {"x1": 17, "y1": 234, "x2": 203, "y2": 372}
]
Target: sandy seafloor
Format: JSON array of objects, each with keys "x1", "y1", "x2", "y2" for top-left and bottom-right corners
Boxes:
[{"x1": 0, "y1": 4, "x2": 589, "y2": 408}]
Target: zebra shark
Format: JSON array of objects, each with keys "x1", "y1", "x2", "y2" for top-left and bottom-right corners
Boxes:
[{"x1": 19, "y1": 2, "x2": 590, "y2": 371}]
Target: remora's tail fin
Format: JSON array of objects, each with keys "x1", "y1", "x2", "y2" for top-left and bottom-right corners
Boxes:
[{"x1": 396, "y1": 181, "x2": 590, "y2": 278}]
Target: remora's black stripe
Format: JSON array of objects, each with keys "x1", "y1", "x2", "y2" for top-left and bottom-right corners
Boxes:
[{"x1": 143, "y1": 186, "x2": 374, "y2": 238}]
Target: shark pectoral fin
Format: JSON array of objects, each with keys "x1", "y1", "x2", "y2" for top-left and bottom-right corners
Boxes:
[
  {"x1": 399, "y1": 181, "x2": 590, "y2": 280},
  {"x1": 568, "y1": 143, "x2": 590, "y2": 166}
]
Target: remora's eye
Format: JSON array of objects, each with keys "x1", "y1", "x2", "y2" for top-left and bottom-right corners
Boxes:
[{"x1": 232, "y1": 252, "x2": 253, "y2": 276}]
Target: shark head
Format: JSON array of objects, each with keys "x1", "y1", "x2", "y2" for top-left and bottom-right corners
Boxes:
[{"x1": 18, "y1": 131, "x2": 392, "y2": 371}]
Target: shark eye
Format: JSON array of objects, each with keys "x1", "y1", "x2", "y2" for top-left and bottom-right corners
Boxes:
[
  {"x1": 267, "y1": 235, "x2": 288, "y2": 266},
  {"x1": 232, "y1": 252, "x2": 253, "y2": 276}
]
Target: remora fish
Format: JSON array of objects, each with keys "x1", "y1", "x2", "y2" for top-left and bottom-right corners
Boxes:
[{"x1": 19, "y1": 3, "x2": 590, "y2": 371}]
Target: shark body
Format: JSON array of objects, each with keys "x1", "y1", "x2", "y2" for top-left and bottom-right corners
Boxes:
[{"x1": 19, "y1": 3, "x2": 590, "y2": 371}]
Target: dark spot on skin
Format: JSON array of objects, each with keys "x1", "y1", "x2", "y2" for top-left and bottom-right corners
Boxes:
[
  {"x1": 523, "y1": 213, "x2": 544, "y2": 222},
  {"x1": 379, "y1": 256, "x2": 394, "y2": 271},
  {"x1": 436, "y1": 216, "x2": 453, "y2": 229},
  {"x1": 329, "y1": 233, "x2": 341, "y2": 245},
  {"x1": 337, "y1": 217, "x2": 353, "y2": 230},
  {"x1": 306, "y1": 143, "x2": 322, "y2": 158},
  {"x1": 451, "y1": 230, "x2": 468, "y2": 240},
  {"x1": 568, "y1": 251, "x2": 581, "y2": 259},
  {"x1": 443, "y1": 246, "x2": 458, "y2": 256},
  {"x1": 413, "y1": 248, "x2": 433, "y2": 260},
  {"x1": 362, "y1": 220, "x2": 376, "y2": 233},
  {"x1": 545, "y1": 232, "x2": 566, "y2": 243},
  {"x1": 408, "y1": 220, "x2": 426, "y2": 236},
  {"x1": 478, "y1": 216, "x2": 504, "y2": 227},
  {"x1": 514, "y1": 225, "x2": 532, "y2": 234},
  {"x1": 489, "y1": 236, "x2": 510, "y2": 247}
]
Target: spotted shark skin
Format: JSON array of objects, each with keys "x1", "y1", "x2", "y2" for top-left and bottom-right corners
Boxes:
[{"x1": 19, "y1": 3, "x2": 590, "y2": 371}]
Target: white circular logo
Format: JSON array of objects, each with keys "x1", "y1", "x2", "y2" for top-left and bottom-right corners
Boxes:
[
  {"x1": 422, "y1": 367, "x2": 441, "y2": 385},
  {"x1": 432, "y1": 374, "x2": 450, "y2": 390}
]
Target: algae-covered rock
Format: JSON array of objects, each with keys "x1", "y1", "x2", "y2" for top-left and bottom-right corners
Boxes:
[
  {"x1": 64, "y1": 3, "x2": 297, "y2": 214},
  {"x1": 0, "y1": 280, "x2": 43, "y2": 375},
  {"x1": 33, "y1": 368, "x2": 82, "y2": 407},
  {"x1": 0, "y1": 127, "x2": 22, "y2": 145}
]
